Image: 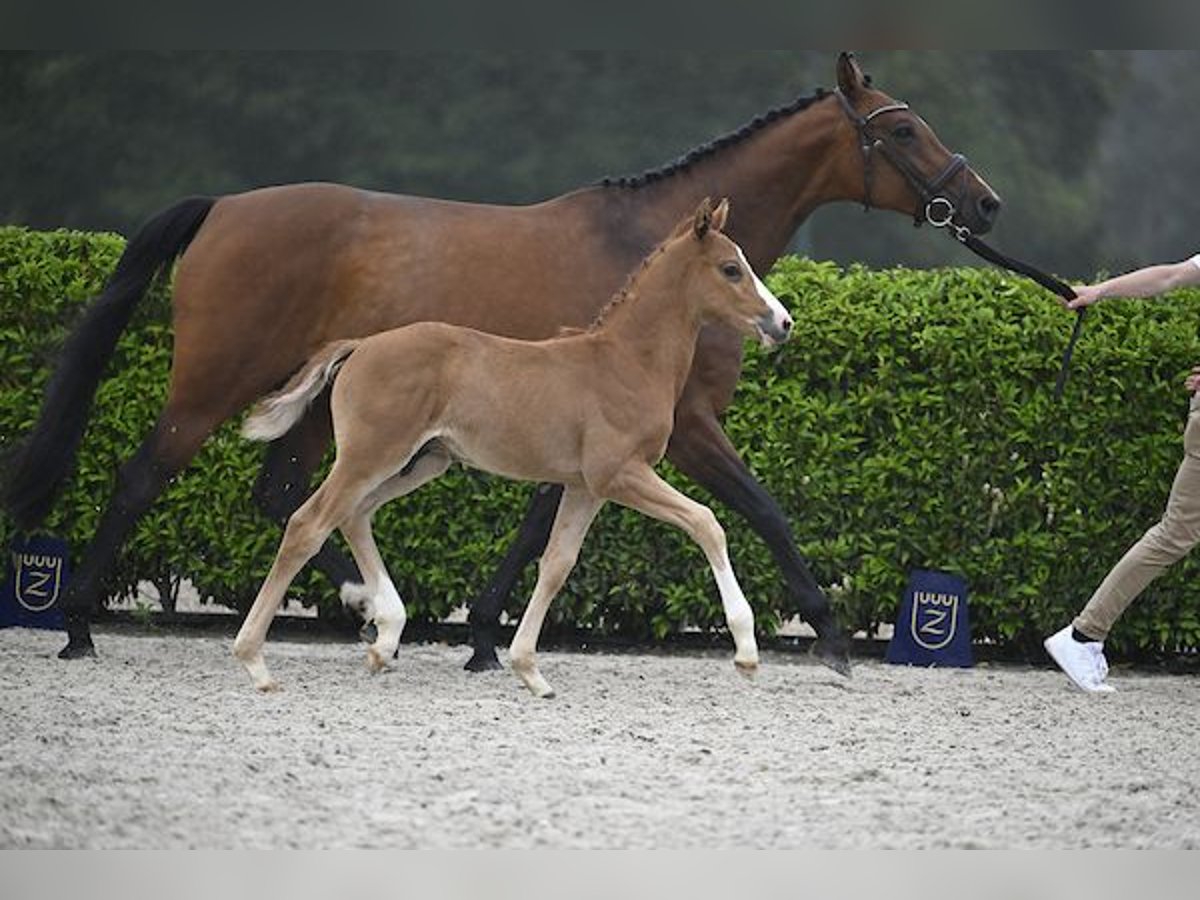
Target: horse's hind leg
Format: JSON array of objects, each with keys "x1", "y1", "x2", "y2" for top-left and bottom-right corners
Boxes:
[
  {"x1": 339, "y1": 447, "x2": 452, "y2": 671},
  {"x1": 465, "y1": 483, "x2": 564, "y2": 672},
  {"x1": 233, "y1": 464, "x2": 369, "y2": 691},
  {"x1": 56, "y1": 406, "x2": 219, "y2": 659},
  {"x1": 508, "y1": 485, "x2": 603, "y2": 699}
]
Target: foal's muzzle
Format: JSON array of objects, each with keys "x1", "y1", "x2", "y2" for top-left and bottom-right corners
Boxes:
[{"x1": 756, "y1": 312, "x2": 793, "y2": 347}]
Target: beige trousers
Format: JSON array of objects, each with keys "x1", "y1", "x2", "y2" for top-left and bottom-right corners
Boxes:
[{"x1": 1075, "y1": 392, "x2": 1200, "y2": 641}]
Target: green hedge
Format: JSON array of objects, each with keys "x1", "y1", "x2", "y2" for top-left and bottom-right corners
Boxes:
[{"x1": 3, "y1": 226, "x2": 1200, "y2": 655}]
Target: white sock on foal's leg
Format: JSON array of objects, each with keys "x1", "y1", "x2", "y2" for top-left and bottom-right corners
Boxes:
[{"x1": 712, "y1": 551, "x2": 759, "y2": 673}]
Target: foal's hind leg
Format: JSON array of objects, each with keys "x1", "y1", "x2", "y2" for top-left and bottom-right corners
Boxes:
[
  {"x1": 252, "y1": 398, "x2": 364, "y2": 612},
  {"x1": 233, "y1": 466, "x2": 368, "y2": 691},
  {"x1": 339, "y1": 448, "x2": 452, "y2": 671},
  {"x1": 604, "y1": 464, "x2": 759, "y2": 674},
  {"x1": 509, "y1": 486, "x2": 603, "y2": 699}
]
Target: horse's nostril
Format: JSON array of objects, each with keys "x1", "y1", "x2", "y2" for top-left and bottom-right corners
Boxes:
[
  {"x1": 782, "y1": 317, "x2": 793, "y2": 333},
  {"x1": 978, "y1": 194, "x2": 1002, "y2": 219}
]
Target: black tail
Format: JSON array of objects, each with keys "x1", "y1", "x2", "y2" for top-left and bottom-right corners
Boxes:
[{"x1": 3, "y1": 196, "x2": 216, "y2": 530}]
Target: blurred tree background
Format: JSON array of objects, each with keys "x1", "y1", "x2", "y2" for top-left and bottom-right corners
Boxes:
[{"x1": 1, "y1": 51, "x2": 1195, "y2": 280}]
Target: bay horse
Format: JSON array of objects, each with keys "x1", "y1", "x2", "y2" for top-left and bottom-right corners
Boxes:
[
  {"x1": 4, "y1": 53, "x2": 1000, "y2": 669},
  {"x1": 234, "y1": 199, "x2": 791, "y2": 696}
]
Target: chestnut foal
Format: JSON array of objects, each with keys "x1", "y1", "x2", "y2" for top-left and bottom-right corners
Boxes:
[{"x1": 233, "y1": 199, "x2": 792, "y2": 697}]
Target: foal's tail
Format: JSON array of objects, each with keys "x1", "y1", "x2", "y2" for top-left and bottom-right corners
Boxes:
[
  {"x1": 3, "y1": 196, "x2": 216, "y2": 531},
  {"x1": 241, "y1": 340, "x2": 361, "y2": 443}
]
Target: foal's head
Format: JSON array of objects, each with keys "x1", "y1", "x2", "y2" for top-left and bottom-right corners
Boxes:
[{"x1": 674, "y1": 198, "x2": 793, "y2": 346}]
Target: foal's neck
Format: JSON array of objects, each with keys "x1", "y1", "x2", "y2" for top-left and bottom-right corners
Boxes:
[{"x1": 592, "y1": 246, "x2": 705, "y2": 392}]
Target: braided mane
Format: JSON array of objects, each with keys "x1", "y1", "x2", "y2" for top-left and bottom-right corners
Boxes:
[
  {"x1": 598, "y1": 88, "x2": 828, "y2": 190},
  {"x1": 586, "y1": 238, "x2": 674, "y2": 331}
]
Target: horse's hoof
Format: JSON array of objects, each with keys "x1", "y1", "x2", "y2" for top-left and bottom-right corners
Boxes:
[
  {"x1": 734, "y1": 659, "x2": 759, "y2": 678},
  {"x1": 57, "y1": 640, "x2": 97, "y2": 660},
  {"x1": 812, "y1": 637, "x2": 853, "y2": 678},
  {"x1": 359, "y1": 622, "x2": 378, "y2": 644},
  {"x1": 256, "y1": 680, "x2": 282, "y2": 693},
  {"x1": 463, "y1": 649, "x2": 503, "y2": 672},
  {"x1": 366, "y1": 647, "x2": 389, "y2": 673}
]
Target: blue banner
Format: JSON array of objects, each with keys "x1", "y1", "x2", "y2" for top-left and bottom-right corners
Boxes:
[
  {"x1": 885, "y1": 569, "x2": 973, "y2": 667},
  {"x1": 1, "y1": 534, "x2": 69, "y2": 631}
]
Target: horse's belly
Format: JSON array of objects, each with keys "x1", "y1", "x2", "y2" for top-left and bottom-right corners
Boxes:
[{"x1": 438, "y1": 427, "x2": 581, "y2": 486}]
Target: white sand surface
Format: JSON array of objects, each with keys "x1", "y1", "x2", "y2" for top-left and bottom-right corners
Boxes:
[{"x1": 1, "y1": 627, "x2": 1196, "y2": 848}]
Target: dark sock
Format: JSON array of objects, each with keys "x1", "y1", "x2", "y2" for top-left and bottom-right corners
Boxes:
[{"x1": 1071, "y1": 627, "x2": 1098, "y2": 644}]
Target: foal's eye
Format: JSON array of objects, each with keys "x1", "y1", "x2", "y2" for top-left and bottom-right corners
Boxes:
[{"x1": 721, "y1": 262, "x2": 742, "y2": 280}]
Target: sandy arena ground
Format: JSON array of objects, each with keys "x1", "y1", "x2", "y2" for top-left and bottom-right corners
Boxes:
[{"x1": 1, "y1": 626, "x2": 1197, "y2": 848}]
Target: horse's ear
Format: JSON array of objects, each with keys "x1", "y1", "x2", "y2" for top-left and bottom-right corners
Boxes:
[
  {"x1": 692, "y1": 197, "x2": 715, "y2": 240},
  {"x1": 837, "y1": 52, "x2": 867, "y2": 97},
  {"x1": 710, "y1": 198, "x2": 730, "y2": 233}
]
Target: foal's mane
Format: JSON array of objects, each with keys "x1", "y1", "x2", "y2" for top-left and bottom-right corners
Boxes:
[
  {"x1": 585, "y1": 234, "x2": 677, "y2": 331},
  {"x1": 599, "y1": 89, "x2": 828, "y2": 190}
]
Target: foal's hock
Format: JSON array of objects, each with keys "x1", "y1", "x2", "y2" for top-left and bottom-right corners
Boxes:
[{"x1": 233, "y1": 198, "x2": 793, "y2": 697}]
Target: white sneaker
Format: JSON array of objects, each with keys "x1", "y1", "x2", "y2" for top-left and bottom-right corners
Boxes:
[{"x1": 1044, "y1": 625, "x2": 1116, "y2": 693}]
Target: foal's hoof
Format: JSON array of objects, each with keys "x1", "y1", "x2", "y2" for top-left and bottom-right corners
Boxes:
[
  {"x1": 734, "y1": 659, "x2": 760, "y2": 679},
  {"x1": 366, "y1": 647, "x2": 391, "y2": 673},
  {"x1": 812, "y1": 636, "x2": 853, "y2": 678},
  {"x1": 463, "y1": 648, "x2": 503, "y2": 673},
  {"x1": 359, "y1": 622, "x2": 378, "y2": 644},
  {"x1": 57, "y1": 639, "x2": 97, "y2": 660},
  {"x1": 256, "y1": 680, "x2": 282, "y2": 693}
]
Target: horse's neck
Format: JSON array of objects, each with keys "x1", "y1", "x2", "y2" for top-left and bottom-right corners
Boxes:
[
  {"x1": 594, "y1": 253, "x2": 703, "y2": 391},
  {"x1": 598, "y1": 96, "x2": 848, "y2": 273}
]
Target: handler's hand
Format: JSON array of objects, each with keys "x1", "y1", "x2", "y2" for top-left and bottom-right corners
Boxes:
[
  {"x1": 1064, "y1": 284, "x2": 1104, "y2": 310},
  {"x1": 1185, "y1": 365, "x2": 1200, "y2": 393}
]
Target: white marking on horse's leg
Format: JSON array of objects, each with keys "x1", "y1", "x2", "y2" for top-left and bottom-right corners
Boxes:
[
  {"x1": 712, "y1": 549, "x2": 760, "y2": 673},
  {"x1": 341, "y1": 448, "x2": 451, "y2": 671},
  {"x1": 233, "y1": 467, "x2": 364, "y2": 690},
  {"x1": 605, "y1": 465, "x2": 759, "y2": 674},
  {"x1": 509, "y1": 487, "x2": 602, "y2": 698}
]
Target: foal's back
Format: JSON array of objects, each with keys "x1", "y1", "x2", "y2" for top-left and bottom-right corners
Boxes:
[{"x1": 331, "y1": 323, "x2": 662, "y2": 487}]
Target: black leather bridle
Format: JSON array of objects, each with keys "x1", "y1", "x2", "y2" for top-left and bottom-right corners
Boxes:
[
  {"x1": 835, "y1": 88, "x2": 1084, "y2": 401},
  {"x1": 834, "y1": 88, "x2": 969, "y2": 229}
]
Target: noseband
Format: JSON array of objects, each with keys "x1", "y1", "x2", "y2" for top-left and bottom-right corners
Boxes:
[{"x1": 834, "y1": 88, "x2": 968, "y2": 231}]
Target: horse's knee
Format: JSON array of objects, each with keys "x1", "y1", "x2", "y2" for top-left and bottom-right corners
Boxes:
[{"x1": 690, "y1": 507, "x2": 727, "y2": 559}]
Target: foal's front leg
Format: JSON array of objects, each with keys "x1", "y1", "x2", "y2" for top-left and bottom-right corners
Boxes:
[
  {"x1": 509, "y1": 486, "x2": 603, "y2": 698},
  {"x1": 605, "y1": 464, "x2": 759, "y2": 674}
]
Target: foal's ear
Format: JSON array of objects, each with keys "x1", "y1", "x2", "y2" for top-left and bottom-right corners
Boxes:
[
  {"x1": 837, "y1": 51, "x2": 867, "y2": 97},
  {"x1": 710, "y1": 198, "x2": 730, "y2": 233},
  {"x1": 692, "y1": 197, "x2": 715, "y2": 240}
]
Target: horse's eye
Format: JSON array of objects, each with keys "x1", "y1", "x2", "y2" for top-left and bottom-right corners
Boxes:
[
  {"x1": 893, "y1": 124, "x2": 916, "y2": 142},
  {"x1": 721, "y1": 262, "x2": 742, "y2": 280}
]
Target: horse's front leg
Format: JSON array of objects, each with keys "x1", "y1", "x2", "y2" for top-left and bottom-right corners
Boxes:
[
  {"x1": 667, "y1": 406, "x2": 852, "y2": 676},
  {"x1": 508, "y1": 486, "x2": 603, "y2": 698},
  {"x1": 465, "y1": 483, "x2": 563, "y2": 672}
]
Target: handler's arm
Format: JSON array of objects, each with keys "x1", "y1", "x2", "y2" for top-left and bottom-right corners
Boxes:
[{"x1": 1067, "y1": 254, "x2": 1200, "y2": 309}]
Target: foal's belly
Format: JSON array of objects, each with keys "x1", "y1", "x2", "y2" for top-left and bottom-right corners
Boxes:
[{"x1": 436, "y1": 427, "x2": 584, "y2": 487}]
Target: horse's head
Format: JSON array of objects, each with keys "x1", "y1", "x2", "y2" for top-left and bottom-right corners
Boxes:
[
  {"x1": 834, "y1": 52, "x2": 1002, "y2": 236},
  {"x1": 677, "y1": 198, "x2": 793, "y2": 346}
]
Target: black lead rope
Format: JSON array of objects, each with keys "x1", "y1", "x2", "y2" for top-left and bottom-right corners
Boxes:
[{"x1": 954, "y1": 230, "x2": 1084, "y2": 402}]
